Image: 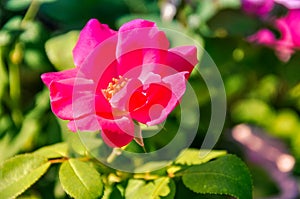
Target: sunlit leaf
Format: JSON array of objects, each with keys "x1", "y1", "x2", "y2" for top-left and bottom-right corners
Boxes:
[
  {"x1": 125, "y1": 177, "x2": 175, "y2": 199},
  {"x1": 24, "y1": 48, "x2": 51, "y2": 71},
  {"x1": 231, "y1": 98, "x2": 276, "y2": 126},
  {"x1": 34, "y1": 142, "x2": 68, "y2": 159},
  {"x1": 5, "y1": 0, "x2": 32, "y2": 11},
  {"x1": 0, "y1": 154, "x2": 51, "y2": 199},
  {"x1": 45, "y1": 31, "x2": 79, "y2": 71},
  {"x1": 2, "y1": 16, "x2": 22, "y2": 31},
  {"x1": 249, "y1": 75, "x2": 279, "y2": 102},
  {"x1": 175, "y1": 149, "x2": 227, "y2": 165},
  {"x1": 182, "y1": 155, "x2": 252, "y2": 199},
  {"x1": 225, "y1": 74, "x2": 246, "y2": 99},
  {"x1": 269, "y1": 109, "x2": 300, "y2": 138},
  {"x1": 59, "y1": 158, "x2": 103, "y2": 199},
  {"x1": 20, "y1": 20, "x2": 48, "y2": 43}
]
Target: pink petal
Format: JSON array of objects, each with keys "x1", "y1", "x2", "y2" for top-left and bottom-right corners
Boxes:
[
  {"x1": 67, "y1": 94, "x2": 117, "y2": 132},
  {"x1": 49, "y1": 77, "x2": 94, "y2": 120},
  {"x1": 116, "y1": 19, "x2": 170, "y2": 70},
  {"x1": 275, "y1": 0, "x2": 300, "y2": 9},
  {"x1": 283, "y1": 10, "x2": 300, "y2": 47},
  {"x1": 137, "y1": 47, "x2": 197, "y2": 78},
  {"x1": 116, "y1": 49, "x2": 164, "y2": 78},
  {"x1": 67, "y1": 114, "x2": 100, "y2": 132},
  {"x1": 73, "y1": 19, "x2": 117, "y2": 67},
  {"x1": 276, "y1": 18, "x2": 294, "y2": 47},
  {"x1": 41, "y1": 68, "x2": 78, "y2": 87},
  {"x1": 168, "y1": 46, "x2": 198, "y2": 76},
  {"x1": 69, "y1": 110, "x2": 134, "y2": 147},
  {"x1": 78, "y1": 37, "x2": 119, "y2": 91},
  {"x1": 49, "y1": 79, "x2": 74, "y2": 120},
  {"x1": 248, "y1": 29, "x2": 276, "y2": 46},
  {"x1": 99, "y1": 116, "x2": 134, "y2": 147},
  {"x1": 117, "y1": 47, "x2": 197, "y2": 79},
  {"x1": 242, "y1": 0, "x2": 274, "y2": 16},
  {"x1": 118, "y1": 19, "x2": 156, "y2": 32},
  {"x1": 148, "y1": 72, "x2": 188, "y2": 125}
]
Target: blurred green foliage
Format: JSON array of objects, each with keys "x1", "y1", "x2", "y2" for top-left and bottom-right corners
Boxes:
[{"x1": 0, "y1": 0, "x2": 300, "y2": 198}]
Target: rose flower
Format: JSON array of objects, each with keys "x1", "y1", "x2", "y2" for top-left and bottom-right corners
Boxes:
[{"x1": 42, "y1": 19, "x2": 198, "y2": 147}]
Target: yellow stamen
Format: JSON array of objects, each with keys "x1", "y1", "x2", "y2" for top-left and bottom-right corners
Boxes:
[{"x1": 102, "y1": 75, "x2": 128, "y2": 100}]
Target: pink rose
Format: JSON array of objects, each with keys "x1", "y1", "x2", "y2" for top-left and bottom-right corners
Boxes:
[
  {"x1": 248, "y1": 10, "x2": 300, "y2": 61},
  {"x1": 275, "y1": 0, "x2": 300, "y2": 9},
  {"x1": 241, "y1": 0, "x2": 300, "y2": 16},
  {"x1": 242, "y1": 0, "x2": 274, "y2": 16},
  {"x1": 41, "y1": 19, "x2": 198, "y2": 147}
]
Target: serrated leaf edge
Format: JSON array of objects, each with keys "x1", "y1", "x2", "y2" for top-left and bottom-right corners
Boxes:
[
  {"x1": 181, "y1": 155, "x2": 252, "y2": 199},
  {"x1": 0, "y1": 154, "x2": 51, "y2": 199}
]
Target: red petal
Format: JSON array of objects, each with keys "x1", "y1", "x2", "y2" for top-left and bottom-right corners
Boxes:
[
  {"x1": 130, "y1": 72, "x2": 187, "y2": 125},
  {"x1": 100, "y1": 116, "x2": 134, "y2": 147}
]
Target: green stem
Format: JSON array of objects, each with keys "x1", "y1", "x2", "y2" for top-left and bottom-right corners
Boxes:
[
  {"x1": 106, "y1": 148, "x2": 123, "y2": 163},
  {"x1": 0, "y1": 47, "x2": 8, "y2": 101},
  {"x1": 21, "y1": 0, "x2": 40, "y2": 27},
  {"x1": 49, "y1": 157, "x2": 69, "y2": 164},
  {"x1": 9, "y1": 43, "x2": 23, "y2": 125}
]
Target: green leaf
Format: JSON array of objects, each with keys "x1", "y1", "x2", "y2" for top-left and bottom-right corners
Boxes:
[
  {"x1": 134, "y1": 161, "x2": 171, "y2": 173},
  {"x1": 5, "y1": 0, "x2": 57, "y2": 11},
  {"x1": 231, "y1": 98, "x2": 276, "y2": 126},
  {"x1": 59, "y1": 158, "x2": 103, "y2": 199},
  {"x1": 34, "y1": 142, "x2": 68, "y2": 159},
  {"x1": 269, "y1": 109, "x2": 300, "y2": 138},
  {"x1": 102, "y1": 185, "x2": 123, "y2": 199},
  {"x1": 0, "y1": 154, "x2": 51, "y2": 199},
  {"x1": 181, "y1": 155, "x2": 252, "y2": 199},
  {"x1": 208, "y1": 10, "x2": 260, "y2": 36},
  {"x1": 45, "y1": 31, "x2": 79, "y2": 71},
  {"x1": 125, "y1": 177, "x2": 175, "y2": 199},
  {"x1": 175, "y1": 149, "x2": 227, "y2": 165},
  {"x1": 5, "y1": 0, "x2": 32, "y2": 11},
  {"x1": 175, "y1": 180, "x2": 233, "y2": 199},
  {"x1": 190, "y1": 0, "x2": 240, "y2": 25},
  {"x1": 0, "y1": 89, "x2": 50, "y2": 161}
]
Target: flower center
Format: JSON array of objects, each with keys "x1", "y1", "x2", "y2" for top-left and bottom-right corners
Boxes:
[{"x1": 102, "y1": 75, "x2": 128, "y2": 100}]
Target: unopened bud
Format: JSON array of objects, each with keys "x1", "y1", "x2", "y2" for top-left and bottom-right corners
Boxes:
[{"x1": 10, "y1": 43, "x2": 23, "y2": 65}]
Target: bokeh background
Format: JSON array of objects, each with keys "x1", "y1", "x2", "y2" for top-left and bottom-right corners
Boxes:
[{"x1": 1, "y1": 0, "x2": 300, "y2": 198}]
